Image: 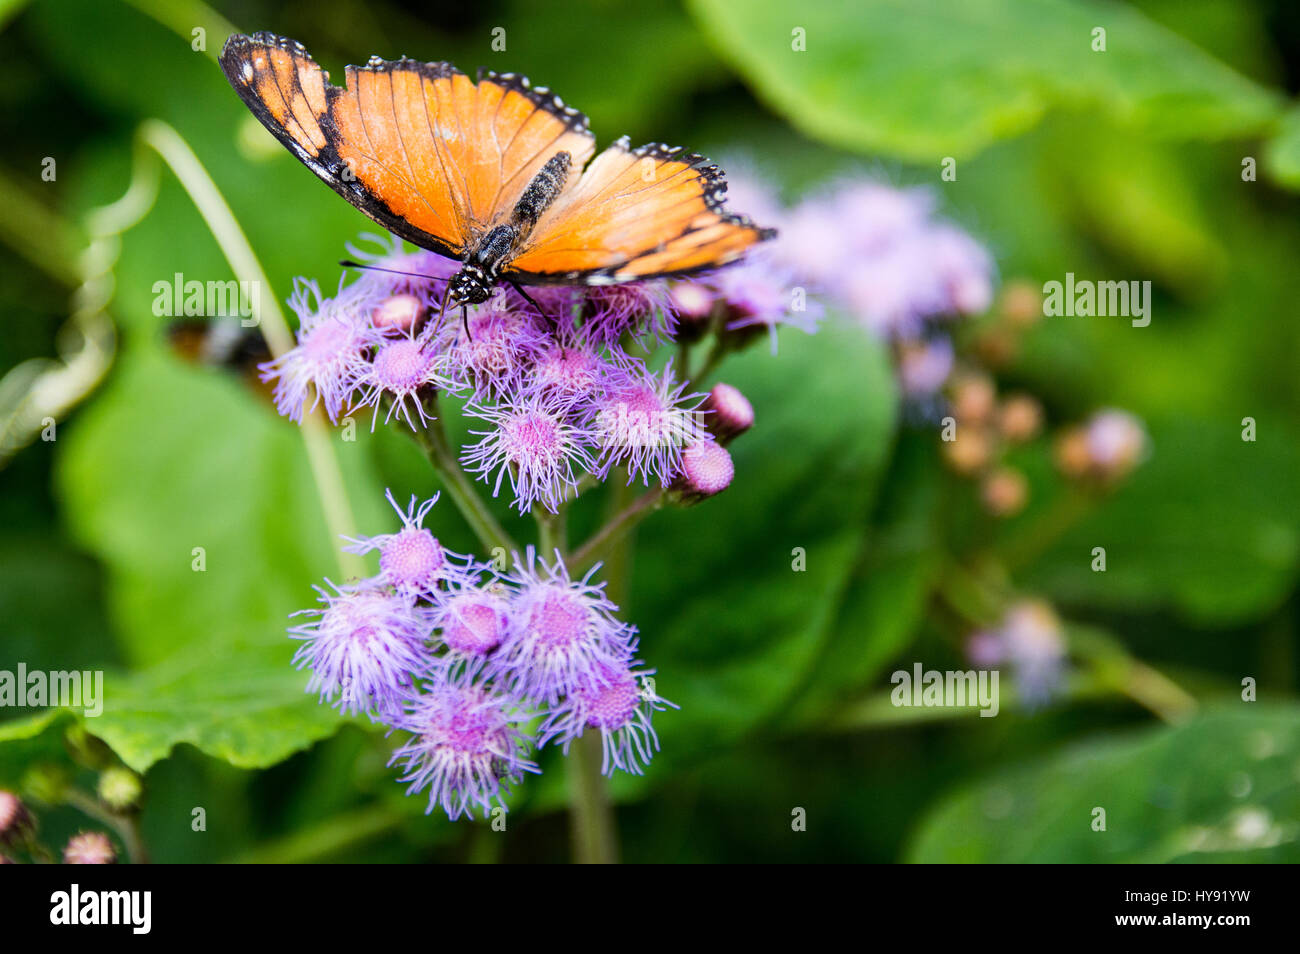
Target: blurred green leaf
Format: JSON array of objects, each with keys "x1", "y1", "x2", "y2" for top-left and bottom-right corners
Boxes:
[
  {"x1": 1015, "y1": 417, "x2": 1300, "y2": 626},
  {"x1": 632, "y1": 321, "x2": 898, "y2": 759},
  {"x1": 909, "y1": 705, "x2": 1300, "y2": 862},
  {"x1": 51, "y1": 341, "x2": 388, "y2": 770},
  {"x1": 787, "y1": 432, "x2": 943, "y2": 722},
  {"x1": 687, "y1": 0, "x2": 1282, "y2": 160},
  {"x1": 1264, "y1": 102, "x2": 1300, "y2": 190}
]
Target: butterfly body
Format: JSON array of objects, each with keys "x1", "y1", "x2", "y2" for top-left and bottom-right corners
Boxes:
[{"x1": 219, "y1": 33, "x2": 773, "y2": 294}]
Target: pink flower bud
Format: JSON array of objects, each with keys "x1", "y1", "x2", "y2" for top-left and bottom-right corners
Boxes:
[
  {"x1": 672, "y1": 440, "x2": 734, "y2": 502},
  {"x1": 372, "y1": 293, "x2": 426, "y2": 333},
  {"x1": 701, "y1": 383, "x2": 754, "y2": 444},
  {"x1": 64, "y1": 831, "x2": 116, "y2": 864}
]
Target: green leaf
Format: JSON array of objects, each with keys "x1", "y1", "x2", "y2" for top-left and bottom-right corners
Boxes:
[
  {"x1": 909, "y1": 705, "x2": 1300, "y2": 862},
  {"x1": 632, "y1": 321, "x2": 898, "y2": 758},
  {"x1": 52, "y1": 342, "x2": 389, "y2": 771},
  {"x1": 82, "y1": 645, "x2": 349, "y2": 774},
  {"x1": 1264, "y1": 103, "x2": 1300, "y2": 189},
  {"x1": 787, "y1": 432, "x2": 943, "y2": 723},
  {"x1": 686, "y1": 0, "x2": 1282, "y2": 161}
]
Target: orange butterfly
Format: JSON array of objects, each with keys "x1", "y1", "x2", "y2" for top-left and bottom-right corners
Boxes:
[{"x1": 219, "y1": 32, "x2": 774, "y2": 315}]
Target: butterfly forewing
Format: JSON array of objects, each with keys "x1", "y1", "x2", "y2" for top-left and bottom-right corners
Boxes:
[{"x1": 220, "y1": 33, "x2": 772, "y2": 288}]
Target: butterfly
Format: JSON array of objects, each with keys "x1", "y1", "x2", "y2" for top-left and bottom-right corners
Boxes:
[{"x1": 219, "y1": 32, "x2": 774, "y2": 323}]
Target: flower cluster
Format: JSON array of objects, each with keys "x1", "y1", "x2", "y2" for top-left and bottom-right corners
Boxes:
[
  {"x1": 290, "y1": 491, "x2": 676, "y2": 820},
  {"x1": 261, "y1": 234, "x2": 750, "y2": 511},
  {"x1": 687, "y1": 169, "x2": 995, "y2": 397}
]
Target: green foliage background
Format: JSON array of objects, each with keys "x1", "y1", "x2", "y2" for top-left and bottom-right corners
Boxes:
[{"x1": 1, "y1": 0, "x2": 1298, "y2": 862}]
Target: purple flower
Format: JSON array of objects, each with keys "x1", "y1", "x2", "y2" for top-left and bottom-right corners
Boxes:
[
  {"x1": 259, "y1": 279, "x2": 379, "y2": 423},
  {"x1": 896, "y1": 335, "x2": 955, "y2": 399},
  {"x1": 712, "y1": 254, "x2": 822, "y2": 352},
  {"x1": 289, "y1": 582, "x2": 433, "y2": 718},
  {"x1": 461, "y1": 389, "x2": 596, "y2": 514},
  {"x1": 538, "y1": 660, "x2": 676, "y2": 776},
  {"x1": 488, "y1": 548, "x2": 637, "y2": 705},
  {"x1": 432, "y1": 582, "x2": 512, "y2": 660},
  {"x1": 350, "y1": 329, "x2": 450, "y2": 431},
  {"x1": 967, "y1": 600, "x2": 1067, "y2": 707},
  {"x1": 388, "y1": 667, "x2": 538, "y2": 820},
  {"x1": 589, "y1": 359, "x2": 705, "y2": 487},
  {"x1": 436, "y1": 305, "x2": 549, "y2": 399},
  {"x1": 344, "y1": 490, "x2": 473, "y2": 601},
  {"x1": 578, "y1": 282, "x2": 678, "y2": 347},
  {"x1": 529, "y1": 338, "x2": 614, "y2": 400}
]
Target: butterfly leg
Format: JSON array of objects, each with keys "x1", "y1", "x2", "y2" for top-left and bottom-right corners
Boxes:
[
  {"x1": 461, "y1": 305, "x2": 472, "y2": 344},
  {"x1": 509, "y1": 281, "x2": 556, "y2": 329}
]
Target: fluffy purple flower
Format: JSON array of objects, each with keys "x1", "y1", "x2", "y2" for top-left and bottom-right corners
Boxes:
[
  {"x1": 289, "y1": 582, "x2": 434, "y2": 718},
  {"x1": 259, "y1": 279, "x2": 379, "y2": 423},
  {"x1": 350, "y1": 329, "x2": 450, "y2": 431},
  {"x1": 432, "y1": 582, "x2": 513, "y2": 660},
  {"x1": 437, "y1": 305, "x2": 550, "y2": 398},
  {"x1": 461, "y1": 389, "x2": 596, "y2": 514},
  {"x1": 589, "y1": 359, "x2": 705, "y2": 487},
  {"x1": 578, "y1": 282, "x2": 678, "y2": 347},
  {"x1": 538, "y1": 660, "x2": 676, "y2": 776},
  {"x1": 713, "y1": 254, "x2": 822, "y2": 352},
  {"x1": 489, "y1": 548, "x2": 637, "y2": 705},
  {"x1": 344, "y1": 490, "x2": 473, "y2": 601},
  {"x1": 529, "y1": 338, "x2": 615, "y2": 400},
  {"x1": 388, "y1": 667, "x2": 538, "y2": 820}
]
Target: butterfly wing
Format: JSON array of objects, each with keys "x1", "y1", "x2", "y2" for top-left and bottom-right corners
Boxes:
[
  {"x1": 219, "y1": 33, "x2": 596, "y2": 259},
  {"x1": 504, "y1": 139, "x2": 774, "y2": 285}
]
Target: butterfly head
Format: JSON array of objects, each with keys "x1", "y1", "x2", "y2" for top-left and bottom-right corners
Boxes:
[{"x1": 448, "y1": 265, "x2": 494, "y2": 305}]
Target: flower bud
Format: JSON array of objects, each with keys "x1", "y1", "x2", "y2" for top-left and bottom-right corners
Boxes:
[
  {"x1": 97, "y1": 767, "x2": 143, "y2": 812},
  {"x1": 701, "y1": 383, "x2": 754, "y2": 444},
  {"x1": 981, "y1": 466, "x2": 1028, "y2": 517},
  {"x1": 998, "y1": 394, "x2": 1043, "y2": 444},
  {"x1": 1084, "y1": 409, "x2": 1146, "y2": 480},
  {"x1": 64, "y1": 831, "x2": 116, "y2": 865},
  {"x1": 999, "y1": 279, "x2": 1042, "y2": 329},
  {"x1": 21, "y1": 764, "x2": 69, "y2": 806},
  {"x1": 372, "y1": 293, "x2": 426, "y2": 333},
  {"x1": 669, "y1": 282, "x2": 715, "y2": 342},
  {"x1": 0, "y1": 790, "x2": 34, "y2": 847},
  {"x1": 671, "y1": 440, "x2": 734, "y2": 503},
  {"x1": 1053, "y1": 427, "x2": 1091, "y2": 479},
  {"x1": 942, "y1": 426, "x2": 993, "y2": 476},
  {"x1": 948, "y1": 371, "x2": 997, "y2": 424},
  {"x1": 65, "y1": 723, "x2": 112, "y2": 769}
]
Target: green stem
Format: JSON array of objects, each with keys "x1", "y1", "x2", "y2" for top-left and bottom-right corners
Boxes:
[
  {"x1": 411, "y1": 407, "x2": 516, "y2": 556},
  {"x1": 570, "y1": 486, "x2": 664, "y2": 574},
  {"x1": 536, "y1": 504, "x2": 567, "y2": 558},
  {"x1": 138, "y1": 119, "x2": 364, "y2": 579},
  {"x1": 567, "y1": 733, "x2": 618, "y2": 863}
]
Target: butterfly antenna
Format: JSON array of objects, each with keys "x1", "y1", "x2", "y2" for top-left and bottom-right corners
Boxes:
[{"x1": 338, "y1": 259, "x2": 444, "y2": 283}]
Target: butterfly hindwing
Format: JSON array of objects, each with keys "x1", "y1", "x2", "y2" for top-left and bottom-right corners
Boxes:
[{"x1": 505, "y1": 139, "x2": 773, "y2": 285}]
